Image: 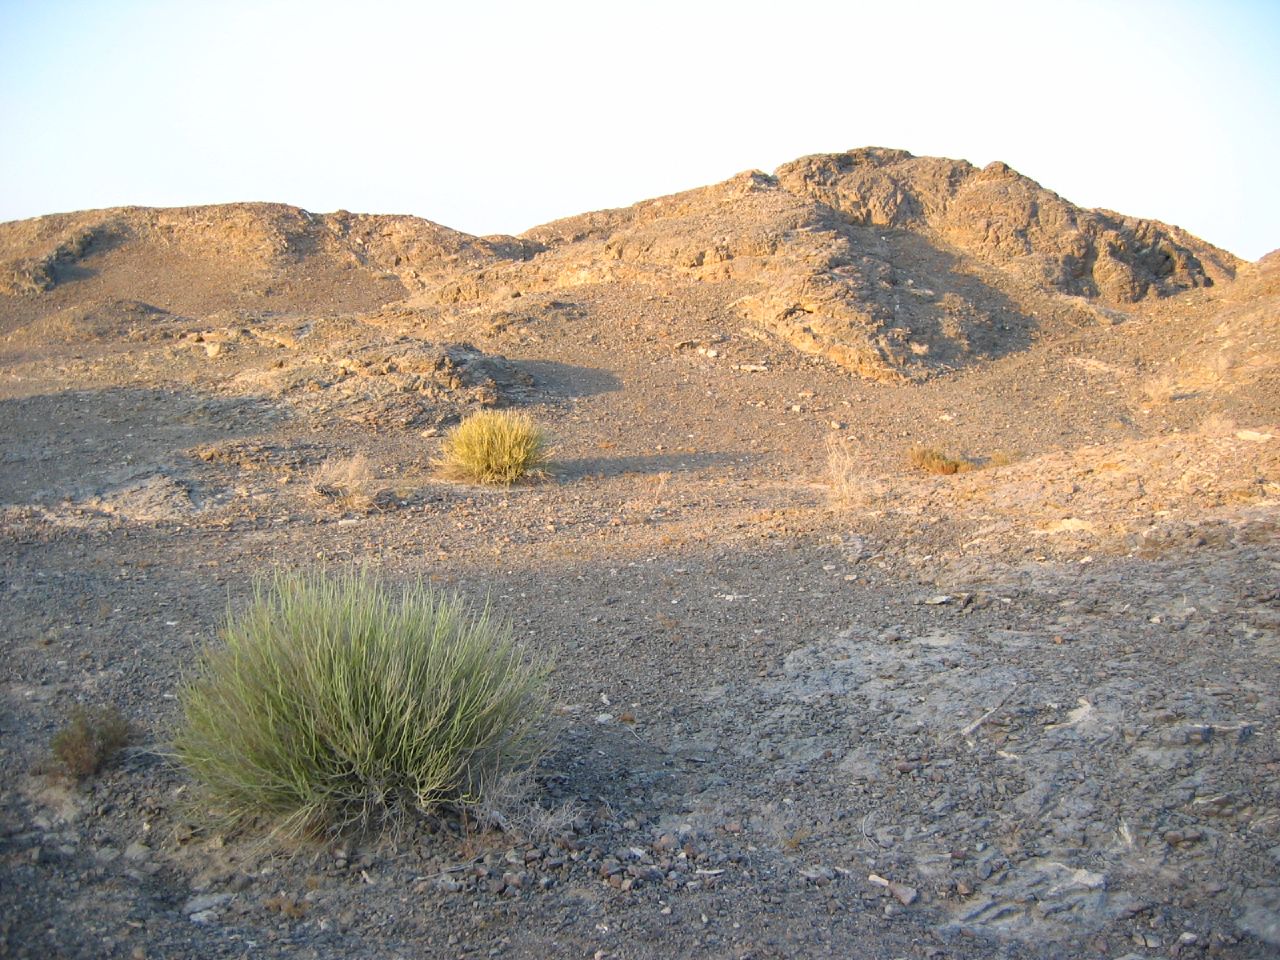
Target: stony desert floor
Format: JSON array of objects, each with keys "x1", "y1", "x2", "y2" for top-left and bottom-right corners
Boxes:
[{"x1": 2, "y1": 152, "x2": 1278, "y2": 958}]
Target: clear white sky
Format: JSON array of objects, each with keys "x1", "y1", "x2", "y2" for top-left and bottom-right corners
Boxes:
[{"x1": 2, "y1": 0, "x2": 1277, "y2": 260}]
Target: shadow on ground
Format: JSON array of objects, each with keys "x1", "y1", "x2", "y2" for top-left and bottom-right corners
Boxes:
[
  {"x1": 553, "y1": 450, "x2": 748, "y2": 479},
  {"x1": 519, "y1": 360, "x2": 622, "y2": 399}
]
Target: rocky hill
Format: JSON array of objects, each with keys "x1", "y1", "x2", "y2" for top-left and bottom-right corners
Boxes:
[
  {"x1": 1, "y1": 150, "x2": 1277, "y2": 960},
  {"x1": 1, "y1": 148, "x2": 1248, "y2": 383}
]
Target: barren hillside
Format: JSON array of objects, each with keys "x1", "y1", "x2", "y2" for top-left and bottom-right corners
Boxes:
[{"x1": 1, "y1": 149, "x2": 1277, "y2": 959}]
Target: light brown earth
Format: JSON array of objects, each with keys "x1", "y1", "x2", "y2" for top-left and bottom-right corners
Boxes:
[{"x1": 1, "y1": 148, "x2": 1277, "y2": 959}]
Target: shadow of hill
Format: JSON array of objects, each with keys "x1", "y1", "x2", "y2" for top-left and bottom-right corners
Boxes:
[
  {"x1": 554, "y1": 450, "x2": 748, "y2": 479},
  {"x1": 519, "y1": 359, "x2": 622, "y2": 399},
  {"x1": 863, "y1": 225, "x2": 1037, "y2": 369},
  {"x1": 0, "y1": 386, "x2": 278, "y2": 505}
]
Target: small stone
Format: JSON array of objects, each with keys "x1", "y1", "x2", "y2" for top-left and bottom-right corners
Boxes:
[
  {"x1": 888, "y1": 882, "x2": 918, "y2": 906},
  {"x1": 226, "y1": 873, "x2": 253, "y2": 893},
  {"x1": 599, "y1": 858, "x2": 623, "y2": 879},
  {"x1": 124, "y1": 841, "x2": 150, "y2": 863},
  {"x1": 94, "y1": 846, "x2": 120, "y2": 864},
  {"x1": 654, "y1": 833, "x2": 678, "y2": 852},
  {"x1": 501, "y1": 871, "x2": 524, "y2": 891},
  {"x1": 184, "y1": 892, "x2": 232, "y2": 916},
  {"x1": 1187, "y1": 725, "x2": 1213, "y2": 745},
  {"x1": 800, "y1": 864, "x2": 835, "y2": 884}
]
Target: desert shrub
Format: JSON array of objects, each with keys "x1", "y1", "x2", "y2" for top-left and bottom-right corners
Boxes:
[
  {"x1": 908, "y1": 446, "x2": 974, "y2": 475},
  {"x1": 436, "y1": 409, "x2": 551, "y2": 485},
  {"x1": 50, "y1": 705, "x2": 131, "y2": 780},
  {"x1": 309, "y1": 452, "x2": 377, "y2": 512},
  {"x1": 174, "y1": 570, "x2": 550, "y2": 840}
]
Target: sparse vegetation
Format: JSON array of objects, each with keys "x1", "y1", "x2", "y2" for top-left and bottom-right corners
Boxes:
[
  {"x1": 908, "y1": 446, "x2": 975, "y2": 475},
  {"x1": 309, "y1": 452, "x2": 378, "y2": 512},
  {"x1": 826, "y1": 436, "x2": 886, "y2": 509},
  {"x1": 174, "y1": 570, "x2": 550, "y2": 841},
  {"x1": 49, "y1": 704, "x2": 131, "y2": 780},
  {"x1": 436, "y1": 409, "x2": 551, "y2": 486},
  {"x1": 985, "y1": 450, "x2": 1020, "y2": 469}
]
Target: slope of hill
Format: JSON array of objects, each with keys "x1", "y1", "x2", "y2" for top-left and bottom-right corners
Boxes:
[
  {"x1": 0, "y1": 150, "x2": 1277, "y2": 960},
  {"x1": 1, "y1": 149, "x2": 1245, "y2": 383}
]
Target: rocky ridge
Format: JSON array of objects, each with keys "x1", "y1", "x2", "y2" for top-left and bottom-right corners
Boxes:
[{"x1": 2, "y1": 149, "x2": 1245, "y2": 383}]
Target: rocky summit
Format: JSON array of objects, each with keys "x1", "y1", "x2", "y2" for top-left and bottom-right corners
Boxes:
[{"x1": 1, "y1": 149, "x2": 1277, "y2": 959}]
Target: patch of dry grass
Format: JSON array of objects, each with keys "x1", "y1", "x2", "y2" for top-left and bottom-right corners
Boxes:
[
  {"x1": 908, "y1": 446, "x2": 975, "y2": 475},
  {"x1": 309, "y1": 453, "x2": 378, "y2": 512},
  {"x1": 985, "y1": 450, "x2": 1020, "y2": 469},
  {"x1": 826, "y1": 437, "x2": 894, "y2": 510},
  {"x1": 49, "y1": 705, "x2": 131, "y2": 780}
]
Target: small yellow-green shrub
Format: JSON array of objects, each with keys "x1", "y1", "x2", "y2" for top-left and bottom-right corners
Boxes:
[{"x1": 437, "y1": 409, "x2": 551, "y2": 486}]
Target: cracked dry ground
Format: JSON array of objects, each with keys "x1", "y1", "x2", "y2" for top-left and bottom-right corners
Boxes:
[{"x1": 2, "y1": 298, "x2": 1279, "y2": 960}]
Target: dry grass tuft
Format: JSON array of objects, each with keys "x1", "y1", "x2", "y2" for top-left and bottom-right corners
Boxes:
[
  {"x1": 826, "y1": 436, "x2": 883, "y2": 509},
  {"x1": 908, "y1": 446, "x2": 975, "y2": 475},
  {"x1": 985, "y1": 450, "x2": 1020, "y2": 469},
  {"x1": 463, "y1": 767, "x2": 584, "y2": 844},
  {"x1": 436, "y1": 410, "x2": 552, "y2": 486},
  {"x1": 309, "y1": 453, "x2": 378, "y2": 512},
  {"x1": 50, "y1": 705, "x2": 131, "y2": 780}
]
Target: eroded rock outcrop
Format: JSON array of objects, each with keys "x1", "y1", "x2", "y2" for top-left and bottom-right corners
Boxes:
[
  {"x1": 0, "y1": 150, "x2": 1252, "y2": 382},
  {"x1": 774, "y1": 148, "x2": 1238, "y2": 303}
]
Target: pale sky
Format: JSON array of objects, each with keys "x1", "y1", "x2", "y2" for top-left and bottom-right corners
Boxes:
[{"x1": 2, "y1": 0, "x2": 1277, "y2": 260}]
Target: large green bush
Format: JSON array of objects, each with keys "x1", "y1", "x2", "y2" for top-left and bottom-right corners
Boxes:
[{"x1": 174, "y1": 571, "x2": 550, "y2": 839}]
